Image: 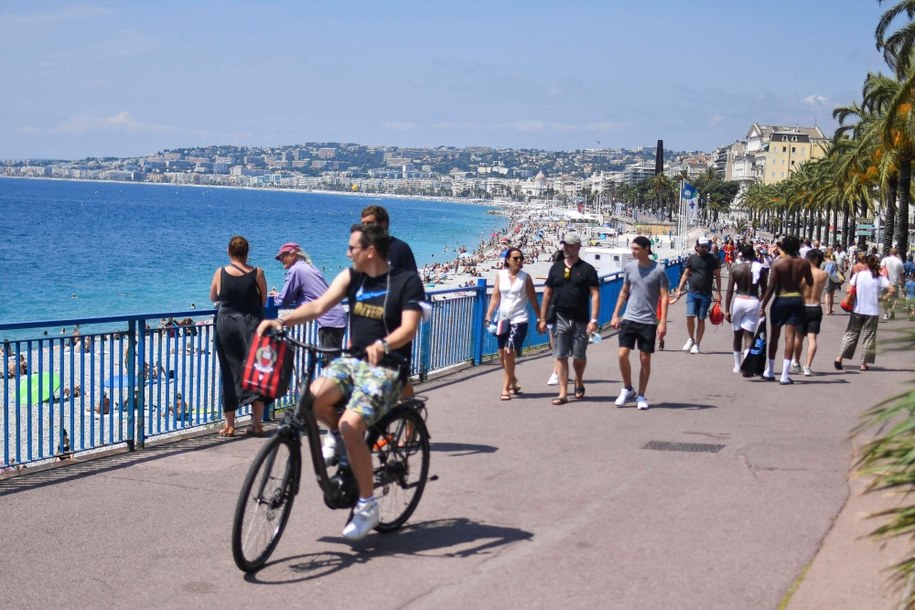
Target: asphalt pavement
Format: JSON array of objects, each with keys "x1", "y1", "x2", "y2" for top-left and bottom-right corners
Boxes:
[{"x1": 1, "y1": 298, "x2": 913, "y2": 610}]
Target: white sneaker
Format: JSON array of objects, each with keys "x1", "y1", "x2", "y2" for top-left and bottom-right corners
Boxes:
[
  {"x1": 732, "y1": 366, "x2": 741, "y2": 374},
  {"x1": 636, "y1": 395, "x2": 649, "y2": 410},
  {"x1": 547, "y1": 372, "x2": 559, "y2": 386},
  {"x1": 322, "y1": 432, "x2": 339, "y2": 465},
  {"x1": 791, "y1": 361, "x2": 801, "y2": 373},
  {"x1": 615, "y1": 387, "x2": 637, "y2": 407},
  {"x1": 682, "y1": 338, "x2": 695, "y2": 351},
  {"x1": 342, "y1": 500, "x2": 380, "y2": 541},
  {"x1": 803, "y1": 366, "x2": 812, "y2": 377},
  {"x1": 689, "y1": 344, "x2": 700, "y2": 355}
]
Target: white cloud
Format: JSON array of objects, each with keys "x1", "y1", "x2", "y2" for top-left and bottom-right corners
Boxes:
[
  {"x1": 2, "y1": 5, "x2": 111, "y2": 25},
  {"x1": 511, "y1": 120, "x2": 546, "y2": 132},
  {"x1": 49, "y1": 112, "x2": 180, "y2": 136},
  {"x1": 802, "y1": 95, "x2": 829, "y2": 107}
]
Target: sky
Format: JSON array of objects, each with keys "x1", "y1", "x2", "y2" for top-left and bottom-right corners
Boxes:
[{"x1": 0, "y1": 0, "x2": 894, "y2": 160}]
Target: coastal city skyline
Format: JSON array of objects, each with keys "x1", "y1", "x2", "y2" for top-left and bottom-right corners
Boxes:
[{"x1": 0, "y1": 1, "x2": 887, "y2": 160}]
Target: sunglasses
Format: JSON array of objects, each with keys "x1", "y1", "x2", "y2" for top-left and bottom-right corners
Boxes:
[
  {"x1": 510, "y1": 256, "x2": 523, "y2": 261},
  {"x1": 563, "y1": 267, "x2": 571, "y2": 280}
]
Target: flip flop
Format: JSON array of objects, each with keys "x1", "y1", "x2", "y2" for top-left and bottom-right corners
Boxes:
[
  {"x1": 833, "y1": 360, "x2": 843, "y2": 370},
  {"x1": 859, "y1": 364, "x2": 869, "y2": 371},
  {"x1": 500, "y1": 393, "x2": 512, "y2": 401},
  {"x1": 574, "y1": 386, "x2": 586, "y2": 399},
  {"x1": 217, "y1": 427, "x2": 235, "y2": 438},
  {"x1": 551, "y1": 397, "x2": 568, "y2": 405},
  {"x1": 245, "y1": 427, "x2": 265, "y2": 437},
  {"x1": 509, "y1": 384, "x2": 522, "y2": 395}
]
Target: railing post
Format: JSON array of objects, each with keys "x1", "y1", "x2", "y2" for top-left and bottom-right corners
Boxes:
[
  {"x1": 126, "y1": 320, "x2": 137, "y2": 452},
  {"x1": 136, "y1": 319, "x2": 146, "y2": 450},
  {"x1": 471, "y1": 278, "x2": 487, "y2": 365}
]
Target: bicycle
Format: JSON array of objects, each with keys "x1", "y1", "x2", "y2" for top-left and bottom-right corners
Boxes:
[{"x1": 231, "y1": 330, "x2": 431, "y2": 573}]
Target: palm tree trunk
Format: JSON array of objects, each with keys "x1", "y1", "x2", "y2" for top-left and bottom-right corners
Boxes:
[
  {"x1": 895, "y1": 159, "x2": 910, "y2": 255},
  {"x1": 884, "y1": 174, "x2": 897, "y2": 255}
]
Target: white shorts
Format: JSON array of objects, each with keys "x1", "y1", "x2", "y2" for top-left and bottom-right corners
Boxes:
[{"x1": 731, "y1": 297, "x2": 760, "y2": 332}]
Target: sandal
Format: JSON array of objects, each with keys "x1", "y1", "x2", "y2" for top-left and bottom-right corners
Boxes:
[
  {"x1": 500, "y1": 393, "x2": 512, "y2": 401},
  {"x1": 859, "y1": 364, "x2": 869, "y2": 371},
  {"x1": 217, "y1": 427, "x2": 235, "y2": 438},
  {"x1": 551, "y1": 397, "x2": 568, "y2": 405},
  {"x1": 833, "y1": 360, "x2": 843, "y2": 371},
  {"x1": 245, "y1": 427, "x2": 266, "y2": 437},
  {"x1": 509, "y1": 384, "x2": 522, "y2": 395},
  {"x1": 574, "y1": 386, "x2": 586, "y2": 399}
]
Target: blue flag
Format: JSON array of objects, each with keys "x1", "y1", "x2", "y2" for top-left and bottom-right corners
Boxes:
[{"x1": 681, "y1": 183, "x2": 697, "y2": 200}]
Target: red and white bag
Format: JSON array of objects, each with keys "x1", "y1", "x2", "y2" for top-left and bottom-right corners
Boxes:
[{"x1": 240, "y1": 333, "x2": 294, "y2": 399}]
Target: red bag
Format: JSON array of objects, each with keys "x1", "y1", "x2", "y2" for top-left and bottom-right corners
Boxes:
[
  {"x1": 240, "y1": 332, "x2": 294, "y2": 399},
  {"x1": 709, "y1": 302, "x2": 724, "y2": 325},
  {"x1": 840, "y1": 285, "x2": 856, "y2": 312}
]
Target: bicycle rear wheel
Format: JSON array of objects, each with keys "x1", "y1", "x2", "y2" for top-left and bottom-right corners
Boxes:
[
  {"x1": 366, "y1": 407, "x2": 430, "y2": 532},
  {"x1": 232, "y1": 434, "x2": 300, "y2": 572}
]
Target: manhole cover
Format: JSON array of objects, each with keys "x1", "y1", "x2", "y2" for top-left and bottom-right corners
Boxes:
[{"x1": 643, "y1": 440, "x2": 725, "y2": 453}]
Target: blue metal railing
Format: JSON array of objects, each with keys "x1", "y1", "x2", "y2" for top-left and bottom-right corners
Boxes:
[{"x1": 0, "y1": 259, "x2": 683, "y2": 470}]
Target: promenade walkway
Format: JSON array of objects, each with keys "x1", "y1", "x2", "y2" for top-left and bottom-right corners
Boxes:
[{"x1": 1, "y1": 297, "x2": 912, "y2": 610}]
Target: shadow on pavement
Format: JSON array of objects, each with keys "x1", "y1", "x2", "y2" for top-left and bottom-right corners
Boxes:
[
  {"x1": 246, "y1": 517, "x2": 533, "y2": 584},
  {"x1": 430, "y1": 441, "x2": 497, "y2": 456}
]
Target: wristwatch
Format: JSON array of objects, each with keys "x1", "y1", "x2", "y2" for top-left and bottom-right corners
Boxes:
[{"x1": 590, "y1": 318, "x2": 598, "y2": 324}]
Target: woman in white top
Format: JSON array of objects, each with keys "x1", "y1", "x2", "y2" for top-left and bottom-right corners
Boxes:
[
  {"x1": 834, "y1": 254, "x2": 896, "y2": 371},
  {"x1": 484, "y1": 248, "x2": 540, "y2": 401}
]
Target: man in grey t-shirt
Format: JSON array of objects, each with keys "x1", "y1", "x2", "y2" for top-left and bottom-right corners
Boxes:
[{"x1": 610, "y1": 236, "x2": 669, "y2": 410}]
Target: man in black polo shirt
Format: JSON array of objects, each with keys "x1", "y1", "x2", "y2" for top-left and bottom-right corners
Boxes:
[{"x1": 538, "y1": 233, "x2": 600, "y2": 405}]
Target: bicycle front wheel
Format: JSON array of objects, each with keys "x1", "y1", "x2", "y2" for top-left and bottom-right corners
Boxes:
[
  {"x1": 366, "y1": 407, "x2": 430, "y2": 532},
  {"x1": 232, "y1": 434, "x2": 300, "y2": 572}
]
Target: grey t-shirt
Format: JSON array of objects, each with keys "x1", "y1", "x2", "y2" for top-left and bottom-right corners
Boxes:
[{"x1": 622, "y1": 260, "x2": 669, "y2": 324}]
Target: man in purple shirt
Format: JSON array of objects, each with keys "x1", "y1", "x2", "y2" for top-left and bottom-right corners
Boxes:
[{"x1": 272, "y1": 242, "x2": 347, "y2": 350}]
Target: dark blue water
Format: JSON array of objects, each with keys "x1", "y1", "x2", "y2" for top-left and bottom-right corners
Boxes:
[{"x1": 0, "y1": 178, "x2": 505, "y2": 324}]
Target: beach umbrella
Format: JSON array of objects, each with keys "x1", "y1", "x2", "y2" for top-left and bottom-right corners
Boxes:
[{"x1": 17, "y1": 372, "x2": 60, "y2": 405}]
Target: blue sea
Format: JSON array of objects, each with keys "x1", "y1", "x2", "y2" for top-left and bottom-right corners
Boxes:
[{"x1": 0, "y1": 178, "x2": 506, "y2": 325}]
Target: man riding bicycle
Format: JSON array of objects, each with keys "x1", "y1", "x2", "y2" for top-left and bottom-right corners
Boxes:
[{"x1": 256, "y1": 223, "x2": 425, "y2": 541}]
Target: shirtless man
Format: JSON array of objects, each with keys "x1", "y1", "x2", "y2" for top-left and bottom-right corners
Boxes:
[
  {"x1": 759, "y1": 236, "x2": 814, "y2": 385},
  {"x1": 724, "y1": 243, "x2": 765, "y2": 373},
  {"x1": 792, "y1": 249, "x2": 829, "y2": 376}
]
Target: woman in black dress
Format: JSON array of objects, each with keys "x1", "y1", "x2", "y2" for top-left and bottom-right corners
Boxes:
[{"x1": 209, "y1": 235, "x2": 268, "y2": 437}]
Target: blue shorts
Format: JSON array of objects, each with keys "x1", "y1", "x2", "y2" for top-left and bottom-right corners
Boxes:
[
  {"x1": 770, "y1": 296, "x2": 804, "y2": 328},
  {"x1": 685, "y1": 291, "x2": 713, "y2": 320}
]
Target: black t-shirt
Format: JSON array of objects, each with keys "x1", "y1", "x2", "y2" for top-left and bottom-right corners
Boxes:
[
  {"x1": 388, "y1": 236, "x2": 418, "y2": 274},
  {"x1": 346, "y1": 268, "x2": 425, "y2": 363},
  {"x1": 545, "y1": 258, "x2": 599, "y2": 323},
  {"x1": 685, "y1": 252, "x2": 720, "y2": 294}
]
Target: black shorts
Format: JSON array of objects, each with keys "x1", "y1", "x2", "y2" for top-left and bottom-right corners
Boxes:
[
  {"x1": 770, "y1": 296, "x2": 804, "y2": 327},
  {"x1": 618, "y1": 320, "x2": 657, "y2": 354},
  {"x1": 796, "y1": 305, "x2": 823, "y2": 336}
]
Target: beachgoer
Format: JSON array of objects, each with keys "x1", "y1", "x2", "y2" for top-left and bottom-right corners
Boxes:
[
  {"x1": 484, "y1": 247, "x2": 540, "y2": 401},
  {"x1": 793, "y1": 249, "x2": 828, "y2": 376},
  {"x1": 256, "y1": 223, "x2": 424, "y2": 541},
  {"x1": 823, "y1": 252, "x2": 841, "y2": 315},
  {"x1": 610, "y1": 236, "x2": 669, "y2": 410},
  {"x1": 759, "y1": 236, "x2": 814, "y2": 385},
  {"x1": 904, "y1": 271, "x2": 915, "y2": 320},
  {"x1": 880, "y1": 247, "x2": 905, "y2": 320},
  {"x1": 272, "y1": 242, "x2": 346, "y2": 351},
  {"x1": 671, "y1": 237, "x2": 721, "y2": 354},
  {"x1": 724, "y1": 243, "x2": 764, "y2": 373},
  {"x1": 537, "y1": 233, "x2": 600, "y2": 405},
  {"x1": 835, "y1": 254, "x2": 896, "y2": 371},
  {"x1": 209, "y1": 235, "x2": 269, "y2": 437}
]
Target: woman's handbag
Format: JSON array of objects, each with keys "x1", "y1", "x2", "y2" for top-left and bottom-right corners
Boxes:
[
  {"x1": 840, "y1": 285, "x2": 856, "y2": 313},
  {"x1": 241, "y1": 332, "x2": 295, "y2": 398},
  {"x1": 496, "y1": 318, "x2": 511, "y2": 336}
]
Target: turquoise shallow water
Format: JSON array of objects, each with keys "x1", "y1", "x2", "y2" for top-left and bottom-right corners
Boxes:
[{"x1": 0, "y1": 178, "x2": 506, "y2": 325}]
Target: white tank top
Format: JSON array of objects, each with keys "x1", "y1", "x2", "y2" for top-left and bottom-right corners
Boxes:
[{"x1": 497, "y1": 269, "x2": 530, "y2": 323}]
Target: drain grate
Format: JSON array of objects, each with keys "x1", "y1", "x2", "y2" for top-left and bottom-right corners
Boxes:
[{"x1": 643, "y1": 440, "x2": 725, "y2": 453}]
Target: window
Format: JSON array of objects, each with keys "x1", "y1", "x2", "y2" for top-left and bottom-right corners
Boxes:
[
  {"x1": 782, "y1": 146, "x2": 787, "y2": 152},
  {"x1": 791, "y1": 147, "x2": 796, "y2": 153}
]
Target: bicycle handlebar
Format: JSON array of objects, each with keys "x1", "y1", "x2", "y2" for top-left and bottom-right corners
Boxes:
[{"x1": 265, "y1": 327, "x2": 409, "y2": 369}]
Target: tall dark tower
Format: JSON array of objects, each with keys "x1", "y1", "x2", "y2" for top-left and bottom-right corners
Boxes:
[{"x1": 655, "y1": 140, "x2": 663, "y2": 175}]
